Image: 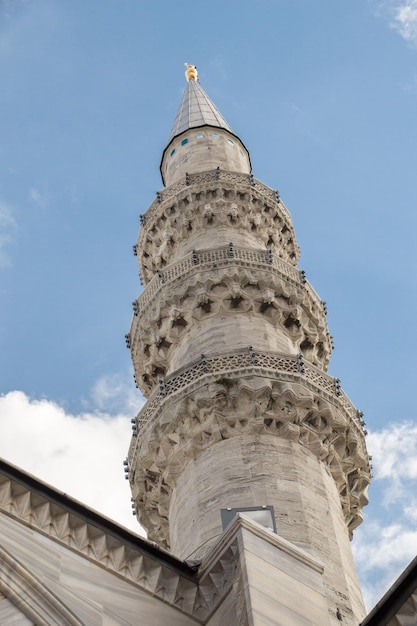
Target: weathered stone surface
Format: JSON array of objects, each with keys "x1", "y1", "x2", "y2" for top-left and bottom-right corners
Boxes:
[
  {"x1": 161, "y1": 127, "x2": 251, "y2": 187},
  {"x1": 128, "y1": 75, "x2": 370, "y2": 625},
  {"x1": 136, "y1": 172, "x2": 298, "y2": 285},
  {"x1": 130, "y1": 251, "x2": 331, "y2": 394},
  {"x1": 130, "y1": 371, "x2": 369, "y2": 548}
]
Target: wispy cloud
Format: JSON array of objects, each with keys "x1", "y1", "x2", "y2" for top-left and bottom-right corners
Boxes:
[
  {"x1": 89, "y1": 372, "x2": 143, "y2": 416},
  {"x1": 0, "y1": 200, "x2": 17, "y2": 269},
  {"x1": 374, "y1": 1, "x2": 417, "y2": 46},
  {"x1": 28, "y1": 186, "x2": 51, "y2": 211},
  {"x1": 391, "y1": 0, "x2": 417, "y2": 44}
]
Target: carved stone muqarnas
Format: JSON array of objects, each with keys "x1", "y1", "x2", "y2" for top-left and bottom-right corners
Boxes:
[
  {"x1": 127, "y1": 169, "x2": 371, "y2": 559},
  {"x1": 129, "y1": 361, "x2": 370, "y2": 550}
]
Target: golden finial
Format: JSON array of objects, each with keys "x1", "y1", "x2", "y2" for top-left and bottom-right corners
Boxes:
[{"x1": 184, "y1": 63, "x2": 198, "y2": 82}]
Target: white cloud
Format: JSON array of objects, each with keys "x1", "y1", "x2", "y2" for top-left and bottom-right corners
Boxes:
[
  {"x1": 354, "y1": 521, "x2": 417, "y2": 571},
  {"x1": 353, "y1": 519, "x2": 417, "y2": 610},
  {"x1": 404, "y1": 500, "x2": 417, "y2": 521},
  {"x1": 367, "y1": 422, "x2": 417, "y2": 501},
  {"x1": 352, "y1": 419, "x2": 417, "y2": 609},
  {"x1": 0, "y1": 388, "x2": 145, "y2": 535},
  {"x1": 0, "y1": 201, "x2": 17, "y2": 269}
]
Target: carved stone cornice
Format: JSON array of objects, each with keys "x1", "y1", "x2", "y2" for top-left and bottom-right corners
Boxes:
[
  {"x1": 134, "y1": 246, "x2": 305, "y2": 313},
  {"x1": 128, "y1": 352, "x2": 371, "y2": 547},
  {"x1": 0, "y1": 460, "x2": 236, "y2": 622},
  {"x1": 129, "y1": 258, "x2": 331, "y2": 394},
  {"x1": 140, "y1": 170, "x2": 291, "y2": 228},
  {"x1": 131, "y1": 349, "x2": 363, "y2": 433},
  {"x1": 136, "y1": 172, "x2": 298, "y2": 284}
]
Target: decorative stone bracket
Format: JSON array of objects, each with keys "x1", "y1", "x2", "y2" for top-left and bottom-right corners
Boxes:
[
  {"x1": 136, "y1": 171, "x2": 299, "y2": 284},
  {"x1": 129, "y1": 354, "x2": 371, "y2": 547}
]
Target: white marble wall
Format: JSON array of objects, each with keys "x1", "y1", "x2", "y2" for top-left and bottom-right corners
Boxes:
[
  {"x1": 0, "y1": 512, "x2": 198, "y2": 625},
  {"x1": 235, "y1": 525, "x2": 331, "y2": 625}
]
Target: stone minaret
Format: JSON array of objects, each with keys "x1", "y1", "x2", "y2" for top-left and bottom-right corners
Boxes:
[{"x1": 127, "y1": 65, "x2": 371, "y2": 624}]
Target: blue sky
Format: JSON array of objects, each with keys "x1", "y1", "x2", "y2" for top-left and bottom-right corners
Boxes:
[{"x1": 1, "y1": 0, "x2": 417, "y2": 610}]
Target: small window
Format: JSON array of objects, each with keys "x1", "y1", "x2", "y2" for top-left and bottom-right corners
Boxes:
[
  {"x1": 227, "y1": 138, "x2": 234, "y2": 145},
  {"x1": 240, "y1": 149, "x2": 244, "y2": 156},
  {"x1": 212, "y1": 133, "x2": 219, "y2": 139},
  {"x1": 196, "y1": 133, "x2": 204, "y2": 139},
  {"x1": 170, "y1": 148, "x2": 176, "y2": 157},
  {"x1": 221, "y1": 506, "x2": 277, "y2": 533},
  {"x1": 181, "y1": 138, "x2": 188, "y2": 146}
]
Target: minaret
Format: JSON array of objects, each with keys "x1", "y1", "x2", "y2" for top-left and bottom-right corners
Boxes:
[{"x1": 126, "y1": 65, "x2": 371, "y2": 624}]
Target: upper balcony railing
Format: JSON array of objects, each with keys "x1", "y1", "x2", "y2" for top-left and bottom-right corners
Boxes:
[
  {"x1": 132, "y1": 245, "x2": 320, "y2": 314},
  {"x1": 129, "y1": 347, "x2": 365, "y2": 445},
  {"x1": 140, "y1": 169, "x2": 291, "y2": 226}
]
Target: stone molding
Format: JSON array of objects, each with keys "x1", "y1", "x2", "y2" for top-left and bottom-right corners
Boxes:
[
  {"x1": 128, "y1": 362, "x2": 371, "y2": 546},
  {"x1": 130, "y1": 348, "x2": 361, "y2": 432},
  {"x1": 2, "y1": 466, "x2": 334, "y2": 625},
  {"x1": 200, "y1": 513, "x2": 325, "y2": 577},
  {"x1": 205, "y1": 513, "x2": 324, "y2": 575},
  {"x1": 198, "y1": 513, "x2": 324, "y2": 626},
  {"x1": 140, "y1": 169, "x2": 291, "y2": 227},
  {"x1": 0, "y1": 465, "x2": 238, "y2": 622},
  {"x1": 0, "y1": 543, "x2": 84, "y2": 626},
  {"x1": 134, "y1": 245, "x2": 306, "y2": 313},
  {"x1": 129, "y1": 252, "x2": 331, "y2": 394},
  {"x1": 136, "y1": 173, "x2": 298, "y2": 284}
]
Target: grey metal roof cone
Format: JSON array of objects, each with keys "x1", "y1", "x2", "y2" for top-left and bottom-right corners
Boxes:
[{"x1": 167, "y1": 79, "x2": 233, "y2": 144}]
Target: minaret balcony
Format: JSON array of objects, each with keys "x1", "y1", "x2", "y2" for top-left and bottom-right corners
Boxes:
[
  {"x1": 129, "y1": 245, "x2": 332, "y2": 395},
  {"x1": 135, "y1": 169, "x2": 299, "y2": 285},
  {"x1": 128, "y1": 346, "x2": 371, "y2": 550}
]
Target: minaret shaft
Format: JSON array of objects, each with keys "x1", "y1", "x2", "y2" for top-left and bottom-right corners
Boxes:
[
  {"x1": 170, "y1": 435, "x2": 365, "y2": 617},
  {"x1": 127, "y1": 70, "x2": 371, "y2": 625}
]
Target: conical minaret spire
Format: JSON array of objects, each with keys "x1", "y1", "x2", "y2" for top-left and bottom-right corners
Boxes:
[
  {"x1": 167, "y1": 64, "x2": 234, "y2": 143},
  {"x1": 127, "y1": 67, "x2": 371, "y2": 625},
  {"x1": 160, "y1": 64, "x2": 251, "y2": 186}
]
